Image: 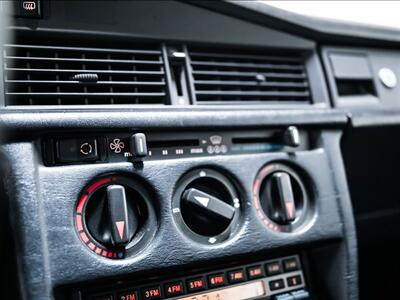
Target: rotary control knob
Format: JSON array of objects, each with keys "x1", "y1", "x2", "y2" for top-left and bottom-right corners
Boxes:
[
  {"x1": 74, "y1": 175, "x2": 157, "y2": 259},
  {"x1": 172, "y1": 169, "x2": 241, "y2": 244},
  {"x1": 253, "y1": 163, "x2": 313, "y2": 233}
]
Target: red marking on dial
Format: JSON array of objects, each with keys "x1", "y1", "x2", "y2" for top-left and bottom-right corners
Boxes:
[
  {"x1": 76, "y1": 194, "x2": 88, "y2": 214},
  {"x1": 86, "y1": 177, "x2": 111, "y2": 194}
]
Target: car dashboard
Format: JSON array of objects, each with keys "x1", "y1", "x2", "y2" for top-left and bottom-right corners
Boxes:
[{"x1": 1, "y1": 1, "x2": 400, "y2": 300}]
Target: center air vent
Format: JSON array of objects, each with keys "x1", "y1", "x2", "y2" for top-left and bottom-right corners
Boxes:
[
  {"x1": 3, "y1": 44, "x2": 167, "y2": 106},
  {"x1": 187, "y1": 48, "x2": 311, "y2": 104}
]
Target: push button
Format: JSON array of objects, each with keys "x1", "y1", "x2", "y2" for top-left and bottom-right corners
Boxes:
[
  {"x1": 287, "y1": 275, "x2": 302, "y2": 287},
  {"x1": 15, "y1": 0, "x2": 42, "y2": 18},
  {"x1": 227, "y1": 269, "x2": 245, "y2": 283},
  {"x1": 291, "y1": 289, "x2": 310, "y2": 299},
  {"x1": 186, "y1": 277, "x2": 206, "y2": 292},
  {"x1": 283, "y1": 257, "x2": 300, "y2": 272},
  {"x1": 91, "y1": 294, "x2": 113, "y2": 300},
  {"x1": 247, "y1": 265, "x2": 264, "y2": 280},
  {"x1": 164, "y1": 281, "x2": 184, "y2": 297},
  {"x1": 141, "y1": 286, "x2": 162, "y2": 299},
  {"x1": 56, "y1": 138, "x2": 98, "y2": 163},
  {"x1": 117, "y1": 290, "x2": 137, "y2": 300},
  {"x1": 269, "y1": 278, "x2": 285, "y2": 291},
  {"x1": 208, "y1": 273, "x2": 226, "y2": 288},
  {"x1": 265, "y1": 261, "x2": 282, "y2": 276}
]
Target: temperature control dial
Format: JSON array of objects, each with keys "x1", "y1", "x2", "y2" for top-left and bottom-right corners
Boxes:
[
  {"x1": 172, "y1": 169, "x2": 241, "y2": 244},
  {"x1": 253, "y1": 163, "x2": 313, "y2": 233},
  {"x1": 75, "y1": 175, "x2": 157, "y2": 259}
]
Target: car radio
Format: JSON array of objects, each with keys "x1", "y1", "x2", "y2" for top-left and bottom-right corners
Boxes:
[{"x1": 74, "y1": 255, "x2": 310, "y2": 300}]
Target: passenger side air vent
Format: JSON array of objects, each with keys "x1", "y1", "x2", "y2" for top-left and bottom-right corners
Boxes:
[
  {"x1": 3, "y1": 44, "x2": 167, "y2": 106},
  {"x1": 187, "y1": 48, "x2": 311, "y2": 104}
]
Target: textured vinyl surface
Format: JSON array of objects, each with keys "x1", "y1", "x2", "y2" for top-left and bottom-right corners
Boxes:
[{"x1": 1, "y1": 137, "x2": 347, "y2": 299}]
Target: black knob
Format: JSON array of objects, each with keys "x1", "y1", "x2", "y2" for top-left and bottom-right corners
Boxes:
[
  {"x1": 75, "y1": 175, "x2": 157, "y2": 259},
  {"x1": 107, "y1": 185, "x2": 138, "y2": 246},
  {"x1": 172, "y1": 169, "x2": 241, "y2": 244},
  {"x1": 263, "y1": 172, "x2": 297, "y2": 224},
  {"x1": 253, "y1": 163, "x2": 312, "y2": 233}
]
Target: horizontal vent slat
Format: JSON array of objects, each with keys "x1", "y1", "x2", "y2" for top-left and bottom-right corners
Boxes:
[
  {"x1": 192, "y1": 70, "x2": 306, "y2": 79},
  {"x1": 5, "y1": 44, "x2": 162, "y2": 55},
  {"x1": 188, "y1": 47, "x2": 312, "y2": 105},
  {"x1": 5, "y1": 56, "x2": 163, "y2": 65},
  {"x1": 194, "y1": 80, "x2": 308, "y2": 88},
  {"x1": 191, "y1": 60, "x2": 304, "y2": 71},
  {"x1": 3, "y1": 43, "x2": 167, "y2": 106}
]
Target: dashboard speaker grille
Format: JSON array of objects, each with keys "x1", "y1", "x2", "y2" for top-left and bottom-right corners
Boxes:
[
  {"x1": 187, "y1": 48, "x2": 311, "y2": 104},
  {"x1": 3, "y1": 44, "x2": 167, "y2": 106}
]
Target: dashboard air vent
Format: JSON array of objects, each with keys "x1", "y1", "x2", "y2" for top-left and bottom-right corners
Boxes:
[
  {"x1": 187, "y1": 48, "x2": 311, "y2": 104},
  {"x1": 3, "y1": 44, "x2": 167, "y2": 106}
]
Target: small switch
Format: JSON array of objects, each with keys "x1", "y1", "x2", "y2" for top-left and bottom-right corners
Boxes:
[
  {"x1": 283, "y1": 126, "x2": 300, "y2": 148},
  {"x1": 291, "y1": 289, "x2": 310, "y2": 299},
  {"x1": 287, "y1": 275, "x2": 302, "y2": 287},
  {"x1": 283, "y1": 257, "x2": 300, "y2": 272},
  {"x1": 130, "y1": 133, "x2": 147, "y2": 157},
  {"x1": 141, "y1": 286, "x2": 162, "y2": 300},
  {"x1": 208, "y1": 273, "x2": 226, "y2": 288},
  {"x1": 56, "y1": 138, "x2": 98, "y2": 163},
  {"x1": 265, "y1": 261, "x2": 282, "y2": 276},
  {"x1": 227, "y1": 269, "x2": 245, "y2": 283},
  {"x1": 269, "y1": 278, "x2": 285, "y2": 291},
  {"x1": 117, "y1": 290, "x2": 138, "y2": 300},
  {"x1": 186, "y1": 277, "x2": 206, "y2": 292},
  {"x1": 91, "y1": 294, "x2": 114, "y2": 300},
  {"x1": 164, "y1": 281, "x2": 184, "y2": 297},
  {"x1": 15, "y1": 0, "x2": 42, "y2": 18},
  {"x1": 247, "y1": 265, "x2": 264, "y2": 280}
]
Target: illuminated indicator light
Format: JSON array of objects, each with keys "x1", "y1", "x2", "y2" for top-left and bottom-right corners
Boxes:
[
  {"x1": 108, "y1": 252, "x2": 113, "y2": 258},
  {"x1": 248, "y1": 266, "x2": 263, "y2": 279},
  {"x1": 188, "y1": 279, "x2": 204, "y2": 290},
  {"x1": 118, "y1": 252, "x2": 124, "y2": 258},
  {"x1": 143, "y1": 287, "x2": 161, "y2": 299},
  {"x1": 75, "y1": 215, "x2": 83, "y2": 231},
  {"x1": 80, "y1": 232, "x2": 89, "y2": 243},
  {"x1": 165, "y1": 282, "x2": 183, "y2": 296},
  {"x1": 228, "y1": 270, "x2": 244, "y2": 282},
  {"x1": 254, "y1": 199, "x2": 260, "y2": 210},
  {"x1": 95, "y1": 248, "x2": 102, "y2": 255},
  {"x1": 257, "y1": 210, "x2": 265, "y2": 220},
  {"x1": 88, "y1": 242, "x2": 95, "y2": 250},
  {"x1": 209, "y1": 274, "x2": 225, "y2": 286},
  {"x1": 102, "y1": 250, "x2": 108, "y2": 257},
  {"x1": 76, "y1": 194, "x2": 88, "y2": 214},
  {"x1": 119, "y1": 292, "x2": 137, "y2": 300},
  {"x1": 86, "y1": 177, "x2": 111, "y2": 194}
]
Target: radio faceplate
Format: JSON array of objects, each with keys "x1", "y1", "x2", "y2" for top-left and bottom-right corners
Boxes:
[{"x1": 76, "y1": 255, "x2": 309, "y2": 300}]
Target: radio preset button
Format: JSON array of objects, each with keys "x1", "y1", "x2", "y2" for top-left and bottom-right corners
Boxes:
[
  {"x1": 247, "y1": 265, "x2": 264, "y2": 280},
  {"x1": 208, "y1": 273, "x2": 226, "y2": 288},
  {"x1": 269, "y1": 278, "x2": 285, "y2": 291},
  {"x1": 141, "y1": 286, "x2": 162, "y2": 299},
  {"x1": 265, "y1": 261, "x2": 282, "y2": 276},
  {"x1": 186, "y1": 277, "x2": 206, "y2": 292},
  {"x1": 117, "y1": 290, "x2": 137, "y2": 300},
  {"x1": 287, "y1": 275, "x2": 302, "y2": 287},
  {"x1": 227, "y1": 269, "x2": 245, "y2": 283},
  {"x1": 283, "y1": 257, "x2": 300, "y2": 272},
  {"x1": 164, "y1": 281, "x2": 184, "y2": 297}
]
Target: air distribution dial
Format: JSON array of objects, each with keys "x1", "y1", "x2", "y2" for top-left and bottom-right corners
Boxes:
[
  {"x1": 172, "y1": 169, "x2": 241, "y2": 244},
  {"x1": 74, "y1": 175, "x2": 157, "y2": 259},
  {"x1": 253, "y1": 163, "x2": 312, "y2": 233}
]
